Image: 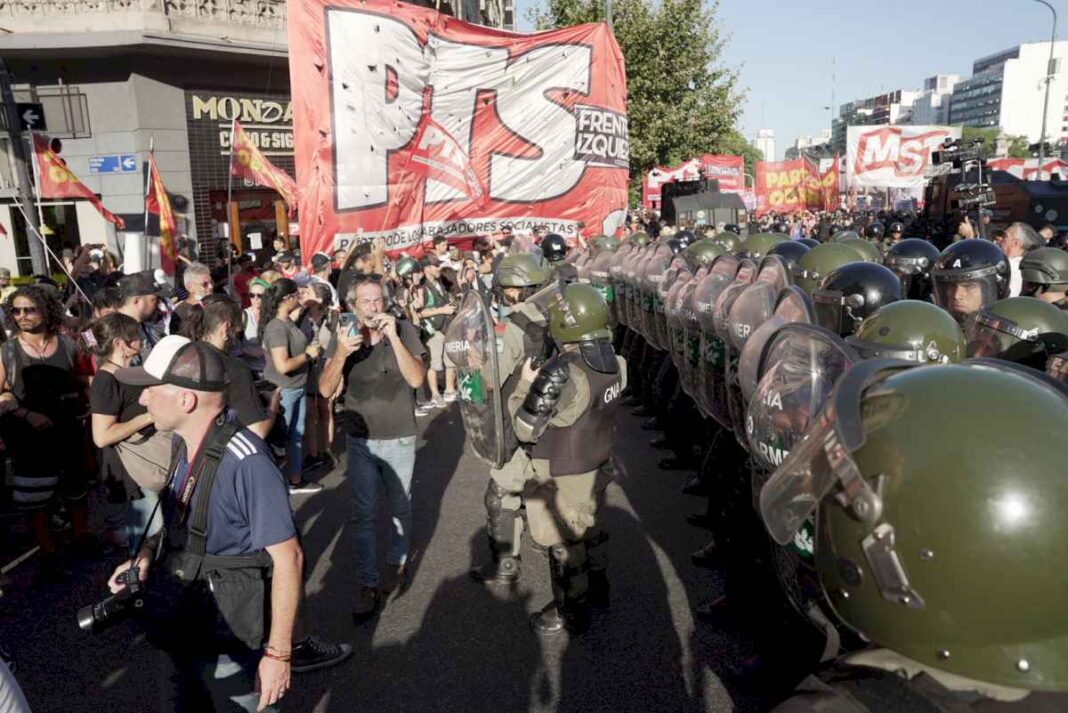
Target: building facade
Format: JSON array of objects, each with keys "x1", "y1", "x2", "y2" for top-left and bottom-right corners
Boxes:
[
  {"x1": 0, "y1": 0, "x2": 510, "y2": 276},
  {"x1": 830, "y1": 89, "x2": 921, "y2": 152},
  {"x1": 785, "y1": 129, "x2": 833, "y2": 160},
  {"x1": 750, "y1": 129, "x2": 775, "y2": 162},
  {"x1": 948, "y1": 41, "x2": 1068, "y2": 146}
]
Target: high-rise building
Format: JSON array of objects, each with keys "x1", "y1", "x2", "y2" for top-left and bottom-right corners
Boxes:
[
  {"x1": 751, "y1": 129, "x2": 776, "y2": 162},
  {"x1": 908, "y1": 74, "x2": 962, "y2": 126},
  {"x1": 830, "y1": 89, "x2": 921, "y2": 152},
  {"x1": 785, "y1": 129, "x2": 833, "y2": 160},
  {"x1": 948, "y1": 41, "x2": 1068, "y2": 145}
]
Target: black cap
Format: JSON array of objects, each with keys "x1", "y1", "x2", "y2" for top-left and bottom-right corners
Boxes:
[
  {"x1": 311, "y1": 252, "x2": 332, "y2": 270},
  {"x1": 275, "y1": 250, "x2": 295, "y2": 263},
  {"x1": 118, "y1": 271, "x2": 171, "y2": 298},
  {"x1": 115, "y1": 336, "x2": 228, "y2": 393}
]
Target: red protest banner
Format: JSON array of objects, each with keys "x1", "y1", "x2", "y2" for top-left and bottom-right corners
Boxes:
[
  {"x1": 288, "y1": 0, "x2": 629, "y2": 261},
  {"x1": 146, "y1": 153, "x2": 178, "y2": 276},
  {"x1": 641, "y1": 154, "x2": 744, "y2": 209},
  {"x1": 755, "y1": 159, "x2": 839, "y2": 215}
]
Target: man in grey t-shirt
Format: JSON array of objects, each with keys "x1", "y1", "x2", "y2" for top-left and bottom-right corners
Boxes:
[{"x1": 319, "y1": 276, "x2": 426, "y2": 618}]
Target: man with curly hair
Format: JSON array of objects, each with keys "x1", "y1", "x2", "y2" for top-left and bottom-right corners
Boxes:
[{"x1": 0, "y1": 285, "x2": 93, "y2": 578}]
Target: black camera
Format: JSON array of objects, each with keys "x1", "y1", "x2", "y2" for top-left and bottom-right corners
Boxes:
[
  {"x1": 933, "y1": 139, "x2": 984, "y2": 168},
  {"x1": 952, "y1": 182, "x2": 997, "y2": 210},
  {"x1": 77, "y1": 565, "x2": 146, "y2": 634}
]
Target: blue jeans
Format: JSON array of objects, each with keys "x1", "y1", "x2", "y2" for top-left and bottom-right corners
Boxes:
[
  {"x1": 126, "y1": 488, "x2": 162, "y2": 555},
  {"x1": 279, "y1": 387, "x2": 306, "y2": 479},
  {"x1": 159, "y1": 648, "x2": 277, "y2": 713},
  {"x1": 346, "y1": 435, "x2": 416, "y2": 587}
]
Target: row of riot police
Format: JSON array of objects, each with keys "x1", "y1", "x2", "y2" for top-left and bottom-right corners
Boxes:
[{"x1": 585, "y1": 225, "x2": 1068, "y2": 712}]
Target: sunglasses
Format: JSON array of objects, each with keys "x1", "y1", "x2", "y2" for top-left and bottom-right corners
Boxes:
[
  {"x1": 10, "y1": 306, "x2": 38, "y2": 316},
  {"x1": 250, "y1": 293, "x2": 264, "y2": 299}
]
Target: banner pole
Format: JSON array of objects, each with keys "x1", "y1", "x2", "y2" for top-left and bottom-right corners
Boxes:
[
  {"x1": 28, "y1": 129, "x2": 46, "y2": 233},
  {"x1": 143, "y1": 136, "x2": 153, "y2": 269},
  {"x1": 227, "y1": 117, "x2": 236, "y2": 290}
]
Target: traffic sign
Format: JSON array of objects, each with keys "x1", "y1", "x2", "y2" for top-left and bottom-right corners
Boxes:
[
  {"x1": 88, "y1": 154, "x2": 138, "y2": 175},
  {"x1": 16, "y1": 102, "x2": 45, "y2": 130}
]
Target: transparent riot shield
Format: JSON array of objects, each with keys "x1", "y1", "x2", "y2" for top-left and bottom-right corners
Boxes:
[
  {"x1": 608, "y1": 244, "x2": 634, "y2": 326},
  {"x1": 664, "y1": 269, "x2": 695, "y2": 378},
  {"x1": 738, "y1": 287, "x2": 815, "y2": 403},
  {"x1": 589, "y1": 249, "x2": 619, "y2": 327},
  {"x1": 444, "y1": 290, "x2": 507, "y2": 468},
  {"x1": 640, "y1": 248, "x2": 671, "y2": 348},
  {"x1": 677, "y1": 267, "x2": 707, "y2": 400},
  {"x1": 692, "y1": 256, "x2": 741, "y2": 424}
]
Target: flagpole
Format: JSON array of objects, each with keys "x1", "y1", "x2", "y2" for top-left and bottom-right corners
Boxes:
[
  {"x1": 226, "y1": 117, "x2": 236, "y2": 292},
  {"x1": 27, "y1": 129, "x2": 47, "y2": 234},
  {"x1": 144, "y1": 136, "x2": 154, "y2": 272}
]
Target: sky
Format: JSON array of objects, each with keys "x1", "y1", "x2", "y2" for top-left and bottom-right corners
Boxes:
[{"x1": 517, "y1": 0, "x2": 1058, "y2": 160}]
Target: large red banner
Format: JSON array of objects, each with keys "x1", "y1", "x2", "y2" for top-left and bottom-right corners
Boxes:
[
  {"x1": 288, "y1": 0, "x2": 629, "y2": 260},
  {"x1": 754, "y1": 159, "x2": 839, "y2": 215},
  {"x1": 986, "y1": 157, "x2": 1068, "y2": 180},
  {"x1": 641, "y1": 154, "x2": 744, "y2": 209}
]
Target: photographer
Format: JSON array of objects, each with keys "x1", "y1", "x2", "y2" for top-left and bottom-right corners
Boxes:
[
  {"x1": 996, "y1": 222, "x2": 1045, "y2": 296},
  {"x1": 110, "y1": 336, "x2": 302, "y2": 712},
  {"x1": 412, "y1": 255, "x2": 457, "y2": 407}
]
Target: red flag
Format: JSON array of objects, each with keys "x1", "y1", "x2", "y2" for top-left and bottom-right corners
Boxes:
[
  {"x1": 33, "y1": 134, "x2": 124, "y2": 229},
  {"x1": 229, "y1": 120, "x2": 300, "y2": 211},
  {"x1": 146, "y1": 153, "x2": 178, "y2": 276},
  {"x1": 406, "y1": 116, "x2": 487, "y2": 205}
]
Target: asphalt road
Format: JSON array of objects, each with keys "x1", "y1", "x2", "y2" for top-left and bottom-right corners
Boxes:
[{"x1": 1, "y1": 404, "x2": 794, "y2": 713}]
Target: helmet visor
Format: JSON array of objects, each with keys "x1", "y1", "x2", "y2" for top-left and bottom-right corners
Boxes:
[
  {"x1": 812, "y1": 290, "x2": 865, "y2": 336},
  {"x1": 965, "y1": 312, "x2": 1031, "y2": 359},
  {"x1": 931, "y1": 274, "x2": 1000, "y2": 323},
  {"x1": 846, "y1": 337, "x2": 945, "y2": 364}
]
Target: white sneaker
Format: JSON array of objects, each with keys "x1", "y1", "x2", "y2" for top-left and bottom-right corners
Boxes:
[{"x1": 415, "y1": 403, "x2": 433, "y2": 417}]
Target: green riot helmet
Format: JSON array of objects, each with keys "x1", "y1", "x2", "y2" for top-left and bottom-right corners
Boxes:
[
  {"x1": 683, "y1": 238, "x2": 726, "y2": 271},
  {"x1": 395, "y1": 256, "x2": 419, "y2": 279},
  {"x1": 831, "y1": 229, "x2": 861, "y2": 242},
  {"x1": 493, "y1": 252, "x2": 554, "y2": 290},
  {"x1": 540, "y1": 233, "x2": 569, "y2": 263},
  {"x1": 931, "y1": 240, "x2": 1011, "y2": 324},
  {"x1": 548, "y1": 283, "x2": 612, "y2": 343},
  {"x1": 592, "y1": 235, "x2": 621, "y2": 252},
  {"x1": 846, "y1": 300, "x2": 966, "y2": 364},
  {"x1": 883, "y1": 238, "x2": 941, "y2": 301},
  {"x1": 1019, "y1": 247, "x2": 1068, "y2": 297},
  {"x1": 812, "y1": 262, "x2": 902, "y2": 337},
  {"x1": 837, "y1": 237, "x2": 882, "y2": 262},
  {"x1": 713, "y1": 231, "x2": 743, "y2": 253},
  {"x1": 760, "y1": 359, "x2": 1068, "y2": 690},
  {"x1": 630, "y1": 231, "x2": 650, "y2": 246},
  {"x1": 793, "y1": 243, "x2": 860, "y2": 295},
  {"x1": 766, "y1": 240, "x2": 810, "y2": 273},
  {"x1": 966, "y1": 296, "x2": 1068, "y2": 369},
  {"x1": 742, "y1": 232, "x2": 787, "y2": 260}
]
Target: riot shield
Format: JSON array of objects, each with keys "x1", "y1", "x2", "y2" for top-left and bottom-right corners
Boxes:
[
  {"x1": 692, "y1": 256, "x2": 741, "y2": 423},
  {"x1": 745, "y1": 323, "x2": 859, "y2": 643},
  {"x1": 677, "y1": 267, "x2": 707, "y2": 399},
  {"x1": 738, "y1": 287, "x2": 815, "y2": 403},
  {"x1": 589, "y1": 249, "x2": 619, "y2": 327},
  {"x1": 713, "y1": 261, "x2": 757, "y2": 443},
  {"x1": 445, "y1": 290, "x2": 507, "y2": 468},
  {"x1": 640, "y1": 248, "x2": 671, "y2": 348},
  {"x1": 608, "y1": 244, "x2": 633, "y2": 326},
  {"x1": 755, "y1": 255, "x2": 792, "y2": 292},
  {"x1": 656, "y1": 258, "x2": 689, "y2": 350},
  {"x1": 664, "y1": 269, "x2": 695, "y2": 377}
]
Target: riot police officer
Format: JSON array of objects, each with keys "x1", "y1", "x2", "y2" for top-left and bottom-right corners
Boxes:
[
  {"x1": 1019, "y1": 246, "x2": 1068, "y2": 310},
  {"x1": 512, "y1": 284, "x2": 626, "y2": 635},
  {"x1": 794, "y1": 243, "x2": 862, "y2": 294},
  {"x1": 883, "y1": 238, "x2": 941, "y2": 301},
  {"x1": 541, "y1": 233, "x2": 569, "y2": 264},
  {"x1": 468, "y1": 253, "x2": 556, "y2": 584},
  {"x1": 965, "y1": 296, "x2": 1068, "y2": 369},
  {"x1": 763, "y1": 360, "x2": 1068, "y2": 713},
  {"x1": 812, "y1": 263, "x2": 902, "y2": 338},
  {"x1": 931, "y1": 240, "x2": 1011, "y2": 325},
  {"x1": 846, "y1": 300, "x2": 966, "y2": 364}
]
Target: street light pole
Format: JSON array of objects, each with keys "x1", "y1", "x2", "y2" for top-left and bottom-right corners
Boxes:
[
  {"x1": 1033, "y1": 0, "x2": 1057, "y2": 180},
  {"x1": 606, "y1": 0, "x2": 613, "y2": 31}
]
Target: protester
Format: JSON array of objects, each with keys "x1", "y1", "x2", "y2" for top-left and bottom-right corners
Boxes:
[
  {"x1": 298, "y1": 282, "x2": 337, "y2": 470},
  {"x1": 88, "y1": 313, "x2": 160, "y2": 553},
  {"x1": 117, "y1": 272, "x2": 168, "y2": 362},
  {"x1": 109, "y1": 336, "x2": 302, "y2": 712},
  {"x1": 996, "y1": 222, "x2": 1045, "y2": 296},
  {"x1": 411, "y1": 255, "x2": 457, "y2": 407},
  {"x1": 318, "y1": 275, "x2": 426, "y2": 617},
  {"x1": 261, "y1": 278, "x2": 323, "y2": 494},
  {"x1": 168, "y1": 262, "x2": 213, "y2": 336},
  {"x1": 274, "y1": 251, "x2": 301, "y2": 280},
  {"x1": 231, "y1": 254, "x2": 258, "y2": 308},
  {"x1": 0, "y1": 285, "x2": 92, "y2": 577},
  {"x1": 0, "y1": 268, "x2": 14, "y2": 303},
  {"x1": 308, "y1": 251, "x2": 339, "y2": 307},
  {"x1": 239, "y1": 277, "x2": 270, "y2": 375}
]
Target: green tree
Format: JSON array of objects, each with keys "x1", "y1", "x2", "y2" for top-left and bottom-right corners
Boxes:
[
  {"x1": 531, "y1": 0, "x2": 745, "y2": 199},
  {"x1": 1006, "y1": 135, "x2": 1032, "y2": 159}
]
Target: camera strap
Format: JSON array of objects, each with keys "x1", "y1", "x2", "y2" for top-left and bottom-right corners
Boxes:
[{"x1": 176, "y1": 419, "x2": 240, "y2": 558}]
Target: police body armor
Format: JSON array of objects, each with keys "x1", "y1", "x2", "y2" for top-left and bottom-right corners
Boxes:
[
  {"x1": 530, "y1": 350, "x2": 623, "y2": 476},
  {"x1": 148, "y1": 420, "x2": 274, "y2": 655},
  {"x1": 445, "y1": 291, "x2": 508, "y2": 468}
]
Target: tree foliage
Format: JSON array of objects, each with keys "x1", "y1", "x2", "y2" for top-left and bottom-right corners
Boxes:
[{"x1": 531, "y1": 0, "x2": 747, "y2": 198}]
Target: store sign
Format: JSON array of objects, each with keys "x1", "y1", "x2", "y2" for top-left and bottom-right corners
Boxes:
[{"x1": 188, "y1": 93, "x2": 294, "y2": 157}]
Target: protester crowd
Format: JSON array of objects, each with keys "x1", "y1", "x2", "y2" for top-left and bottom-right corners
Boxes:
[{"x1": 0, "y1": 206, "x2": 1065, "y2": 712}]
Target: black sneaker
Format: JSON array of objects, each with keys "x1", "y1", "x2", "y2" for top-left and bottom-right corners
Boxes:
[
  {"x1": 290, "y1": 636, "x2": 354, "y2": 674},
  {"x1": 288, "y1": 480, "x2": 324, "y2": 495}
]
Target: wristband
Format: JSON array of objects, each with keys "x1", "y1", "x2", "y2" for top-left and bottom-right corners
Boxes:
[{"x1": 263, "y1": 645, "x2": 291, "y2": 662}]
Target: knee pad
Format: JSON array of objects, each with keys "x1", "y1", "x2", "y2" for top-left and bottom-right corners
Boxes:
[{"x1": 483, "y1": 480, "x2": 510, "y2": 516}]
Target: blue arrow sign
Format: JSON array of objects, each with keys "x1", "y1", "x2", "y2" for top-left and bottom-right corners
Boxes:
[{"x1": 88, "y1": 154, "x2": 139, "y2": 175}]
